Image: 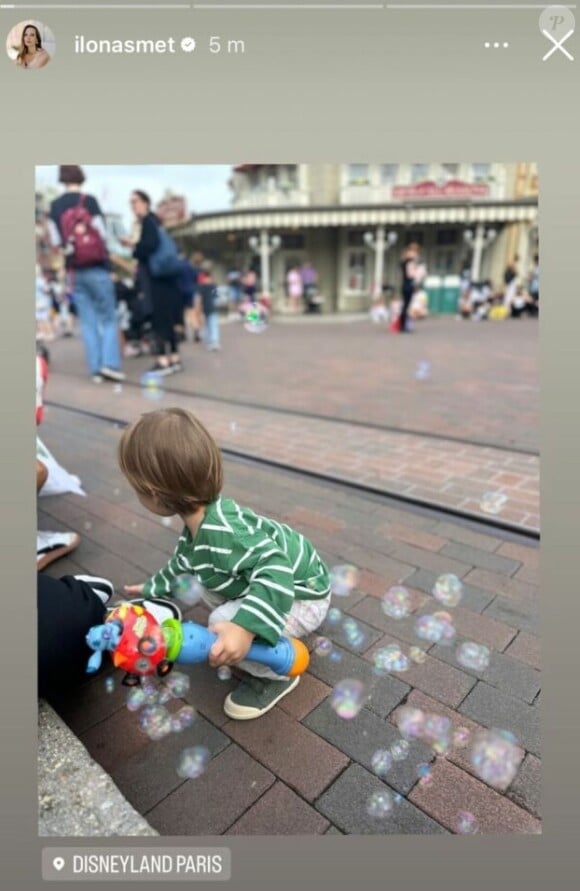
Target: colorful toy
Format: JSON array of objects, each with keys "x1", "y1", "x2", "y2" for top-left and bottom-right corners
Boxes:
[{"x1": 86, "y1": 602, "x2": 310, "y2": 685}]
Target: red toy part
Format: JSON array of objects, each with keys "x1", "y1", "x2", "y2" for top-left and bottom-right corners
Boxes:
[{"x1": 107, "y1": 603, "x2": 167, "y2": 676}]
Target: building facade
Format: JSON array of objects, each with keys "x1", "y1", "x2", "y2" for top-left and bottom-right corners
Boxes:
[{"x1": 171, "y1": 162, "x2": 538, "y2": 313}]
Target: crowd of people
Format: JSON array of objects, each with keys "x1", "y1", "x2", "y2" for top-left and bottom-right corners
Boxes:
[
  {"x1": 458, "y1": 254, "x2": 539, "y2": 321},
  {"x1": 37, "y1": 166, "x2": 269, "y2": 384},
  {"x1": 37, "y1": 167, "x2": 540, "y2": 378}
]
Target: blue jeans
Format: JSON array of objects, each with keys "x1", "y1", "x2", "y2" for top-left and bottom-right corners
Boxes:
[
  {"x1": 204, "y1": 312, "x2": 220, "y2": 347},
  {"x1": 72, "y1": 267, "x2": 121, "y2": 375}
]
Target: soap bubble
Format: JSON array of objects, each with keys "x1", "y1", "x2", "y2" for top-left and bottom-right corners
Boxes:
[
  {"x1": 113, "y1": 384, "x2": 123, "y2": 395},
  {"x1": 244, "y1": 302, "x2": 268, "y2": 333},
  {"x1": 161, "y1": 517, "x2": 173, "y2": 527},
  {"x1": 329, "y1": 651, "x2": 342, "y2": 663},
  {"x1": 164, "y1": 671, "x2": 190, "y2": 698},
  {"x1": 414, "y1": 613, "x2": 447, "y2": 643},
  {"x1": 397, "y1": 706, "x2": 426, "y2": 740},
  {"x1": 175, "y1": 705, "x2": 196, "y2": 729},
  {"x1": 422, "y1": 714, "x2": 452, "y2": 754},
  {"x1": 134, "y1": 657, "x2": 153, "y2": 674},
  {"x1": 314, "y1": 636, "x2": 333, "y2": 657},
  {"x1": 330, "y1": 565, "x2": 358, "y2": 597},
  {"x1": 366, "y1": 790, "x2": 394, "y2": 818},
  {"x1": 104, "y1": 677, "x2": 115, "y2": 694},
  {"x1": 373, "y1": 644, "x2": 410, "y2": 674},
  {"x1": 126, "y1": 687, "x2": 146, "y2": 712},
  {"x1": 141, "y1": 679, "x2": 160, "y2": 706},
  {"x1": 217, "y1": 666, "x2": 232, "y2": 681},
  {"x1": 371, "y1": 749, "x2": 393, "y2": 776},
  {"x1": 170, "y1": 574, "x2": 205, "y2": 607},
  {"x1": 432, "y1": 574, "x2": 463, "y2": 608},
  {"x1": 341, "y1": 617, "x2": 366, "y2": 650},
  {"x1": 456, "y1": 641, "x2": 491, "y2": 672},
  {"x1": 140, "y1": 370, "x2": 164, "y2": 402},
  {"x1": 433, "y1": 611, "x2": 456, "y2": 644},
  {"x1": 455, "y1": 811, "x2": 479, "y2": 834},
  {"x1": 139, "y1": 705, "x2": 172, "y2": 741},
  {"x1": 409, "y1": 646, "x2": 427, "y2": 664},
  {"x1": 415, "y1": 360, "x2": 431, "y2": 381},
  {"x1": 326, "y1": 607, "x2": 342, "y2": 625},
  {"x1": 480, "y1": 491, "x2": 508, "y2": 515},
  {"x1": 470, "y1": 729, "x2": 521, "y2": 788},
  {"x1": 176, "y1": 745, "x2": 210, "y2": 779},
  {"x1": 330, "y1": 679, "x2": 366, "y2": 720},
  {"x1": 84, "y1": 521, "x2": 93, "y2": 531},
  {"x1": 391, "y1": 739, "x2": 411, "y2": 761},
  {"x1": 381, "y1": 585, "x2": 412, "y2": 620},
  {"x1": 453, "y1": 727, "x2": 471, "y2": 748},
  {"x1": 171, "y1": 716, "x2": 183, "y2": 733},
  {"x1": 417, "y1": 763, "x2": 433, "y2": 787}
]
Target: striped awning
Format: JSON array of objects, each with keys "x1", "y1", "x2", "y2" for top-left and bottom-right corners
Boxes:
[{"x1": 185, "y1": 202, "x2": 537, "y2": 236}]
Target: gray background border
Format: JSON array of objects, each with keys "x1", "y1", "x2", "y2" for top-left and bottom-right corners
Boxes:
[{"x1": 1, "y1": 3, "x2": 575, "y2": 889}]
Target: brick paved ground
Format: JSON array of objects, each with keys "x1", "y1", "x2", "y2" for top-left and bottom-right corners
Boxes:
[
  {"x1": 39, "y1": 406, "x2": 541, "y2": 836},
  {"x1": 43, "y1": 317, "x2": 539, "y2": 532}
]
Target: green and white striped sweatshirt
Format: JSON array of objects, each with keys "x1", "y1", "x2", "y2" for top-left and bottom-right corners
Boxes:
[{"x1": 142, "y1": 496, "x2": 331, "y2": 646}]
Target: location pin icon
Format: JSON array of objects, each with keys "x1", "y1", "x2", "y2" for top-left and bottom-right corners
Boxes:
[{"x1": 53, "y1": 857, "x2": 65, "y2": 871}]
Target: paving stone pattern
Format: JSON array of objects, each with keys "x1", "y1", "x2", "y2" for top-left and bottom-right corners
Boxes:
[
  {"x1": 44, "y1": 316, "x2": 539, "y2": 531},
  {"x1": 39, "y1": 391, "x2": 540, "y2": 835}
]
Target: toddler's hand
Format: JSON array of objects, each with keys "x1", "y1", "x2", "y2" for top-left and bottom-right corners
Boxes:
[
  {"x1": 123, "y1": 583, "x2": 145, "y2": 595},
  {"x1": 208, "y1": 621, "x2": 255, "y2": 667}
]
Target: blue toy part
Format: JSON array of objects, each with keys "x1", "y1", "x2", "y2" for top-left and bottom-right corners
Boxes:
[
  {"x1": 85, "y1": 622, "x2": 123, "y2": 674},
  {"x1": 176, "y1": 622, "x2": 299, "y2": 676}
]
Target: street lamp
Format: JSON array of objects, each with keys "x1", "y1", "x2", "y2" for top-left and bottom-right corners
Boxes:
[
  {"x1": 364, "y1": 227, "x2": 398, "y2": 298},
  {"x1": 249, "y1": 231, "x2": 282, "y2": 297},
  {"x1": 464, "y1": 226, "x2": 497, "y2": 282}
]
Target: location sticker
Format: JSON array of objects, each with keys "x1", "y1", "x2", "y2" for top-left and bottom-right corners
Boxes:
[{"x1": 539, "y1": 5, "x2": 575, "y2": 61}]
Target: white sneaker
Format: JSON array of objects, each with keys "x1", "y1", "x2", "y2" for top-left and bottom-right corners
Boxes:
[
  {"x1": 37, "y1": 531, "x2": 81, "y2": 570},
  {"x1": 74, "y1": 574, "x2": 114, "y2": 605},
  {"x1": 117, "y1": 597, "x2": 183, "y2": 625},
  {"x1": 100, "y1": 367, "x2": 126, "y2": 382}
]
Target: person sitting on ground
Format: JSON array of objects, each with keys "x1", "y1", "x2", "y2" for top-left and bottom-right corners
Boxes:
[
  {"x1": 509, "y1": 285, "x2": 532, "y2": 318},
  {"x1": 118, "y1": 408, "x2": 332, "y2": 721},
  {"x1": 36, "y1": 354, "x2": 81, "y2": 570},
  {"x1": 409, "y1": 288, "x2": 429, "y2": 320},
  {"x1": 38, "y1": 572, "x2": 180, "y2": 701}
]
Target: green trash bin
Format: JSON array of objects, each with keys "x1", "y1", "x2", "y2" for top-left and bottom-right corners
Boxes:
[
  {"x1": 424, "y1": 275, "x2": 443, "y2": 314},
  {"x1": 440, "y1": 275, "x2": 460, "y2": 314}
]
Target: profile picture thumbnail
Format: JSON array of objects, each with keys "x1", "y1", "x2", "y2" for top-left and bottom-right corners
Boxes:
[{"x1": 6, "y1": 20, "x2": 55, "y2": 70}]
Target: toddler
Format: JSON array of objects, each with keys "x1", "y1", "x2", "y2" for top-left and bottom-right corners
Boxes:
[{"x1": 118, "y1": 408, "x2": 332, "y2": 720}]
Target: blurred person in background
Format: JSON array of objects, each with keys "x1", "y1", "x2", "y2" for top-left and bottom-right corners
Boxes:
[
  {"x1": 527, "y1": 253, "x2": 539, "y2": 316},
  {"x1": 399, "y1": 243, "x2": 421, "y2": 333},
  {"x1": 197, "y1": 262, "x2": 221, "y2": 351},
  {"x1": 126, "y1": 190, "x2": 184, "y2": 375},
  {"x1": 503, "y1": 255, "x2": 519, "y2": 307},
  {"x1": 49, "y1": 165, "x2": 124, "y2": 384},
  {"x1": 286, "y1": 265, "x2": 303, "y2": 314}
]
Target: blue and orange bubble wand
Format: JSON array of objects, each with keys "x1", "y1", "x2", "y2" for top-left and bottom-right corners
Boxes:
[{"x1": 86, "y1": 602, "x2": 310, "y2": 685}]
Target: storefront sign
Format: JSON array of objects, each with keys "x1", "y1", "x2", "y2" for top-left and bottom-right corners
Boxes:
[{"x1": 392, "y1": 180, "x2": 490, "y2": 200}]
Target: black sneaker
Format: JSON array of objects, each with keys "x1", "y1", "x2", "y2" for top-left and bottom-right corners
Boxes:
[
  {"x1": 148, "y1": 362, "x2": 174, "y2": 377},
  {"x1": 74, "y1": 574, "x2": 114, "y2": 605}
]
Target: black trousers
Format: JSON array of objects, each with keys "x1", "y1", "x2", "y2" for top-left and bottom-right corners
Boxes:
[
  {"x1": 400, "y1": 283, "x2": 415, "y2": 332},
  {"x1": 38, "y1": 572, "x2": 106, "y2": 700}
]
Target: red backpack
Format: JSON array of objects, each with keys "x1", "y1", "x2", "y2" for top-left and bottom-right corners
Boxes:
[{"x1": 59, "y1": 194, "x2": 108, "y2": 268}]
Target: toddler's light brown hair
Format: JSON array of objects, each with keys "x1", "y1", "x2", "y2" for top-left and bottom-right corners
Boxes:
[{"x1": 118, "y1": 408, "x2": 223, "y2": 515}]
